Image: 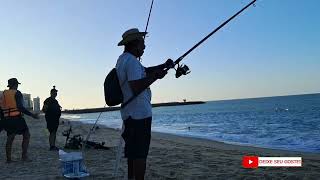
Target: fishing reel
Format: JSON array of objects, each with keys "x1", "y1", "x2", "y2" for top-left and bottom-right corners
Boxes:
[{"x1": 175, "y1": 63, "x2": 190, "y2": 78}]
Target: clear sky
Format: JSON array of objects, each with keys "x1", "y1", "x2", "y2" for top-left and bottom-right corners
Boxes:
[{"x1": 0, "y1": 0, "x2": 319, "y2": 109}]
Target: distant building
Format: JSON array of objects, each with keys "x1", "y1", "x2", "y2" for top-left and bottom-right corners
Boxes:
[
  {"x1": 22, "y1": 93, "x2": 33, "y2": 111},
  {"x1": 33, "y1": 97, "x2": 41, "y2": 113}
]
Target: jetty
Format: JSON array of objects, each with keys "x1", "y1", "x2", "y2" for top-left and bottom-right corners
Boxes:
[{"x1": 62, "y1": 101, "x2": 205, "y2": 114}]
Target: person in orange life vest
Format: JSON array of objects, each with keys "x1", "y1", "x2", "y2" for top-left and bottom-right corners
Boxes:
[
  {"x1": 42, "y1": 86, "x2": 61, "y2": 151},
  {"x1": 0, "y1": 78, "x2": 39, "y2": 163}
]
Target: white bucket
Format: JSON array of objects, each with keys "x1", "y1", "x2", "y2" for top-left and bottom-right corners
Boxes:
[{"x1": 59, "y1": 150, "x2": 90, "y2": 178}]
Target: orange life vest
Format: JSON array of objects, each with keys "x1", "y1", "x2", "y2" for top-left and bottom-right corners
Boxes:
[{"x1": 0, "y1": 90, "x2": 21, "y2": 117}]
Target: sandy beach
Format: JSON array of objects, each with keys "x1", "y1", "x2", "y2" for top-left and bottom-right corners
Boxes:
[{"x1": 0, "y1": 115, "x2": 320, "y2": 180}]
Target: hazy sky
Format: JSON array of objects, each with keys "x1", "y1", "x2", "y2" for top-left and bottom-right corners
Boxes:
[{"x1": 0, "y1": 0, "x2": 319, "y2": 109}]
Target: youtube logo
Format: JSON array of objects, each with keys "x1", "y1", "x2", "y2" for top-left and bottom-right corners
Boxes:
[{"x1": 243, "y1": 156, "x2": 258, "y2": 168}]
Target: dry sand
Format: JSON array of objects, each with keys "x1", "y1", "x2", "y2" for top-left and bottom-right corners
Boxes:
[{"x1": 0, "y1": 115, "x2": 319, "y2": 180}]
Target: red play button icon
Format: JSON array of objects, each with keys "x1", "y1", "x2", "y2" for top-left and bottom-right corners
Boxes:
[{"x1": 242, "y1": 156, "x2": 258, "y2": 168}]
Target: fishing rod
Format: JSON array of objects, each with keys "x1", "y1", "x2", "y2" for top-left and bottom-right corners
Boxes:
[
  {"x1": 139, "y1": 0, "x2": 154, "y2": 61},
  {"x1": 144, "y1": 0, "x2": 154, "y2": 36},
  {"x1": 113, "y1": 0, "x2": 255, "y2": 177},
  {"x1": 81, "y1": 104, "x2": 107, "y2": 151},
  {"x1": 167, "y1": 0, "x2": 257, "y2": 78}
]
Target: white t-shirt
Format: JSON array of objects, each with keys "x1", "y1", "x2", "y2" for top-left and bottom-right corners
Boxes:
[{"x1": 116, "y1": 52, "x2": 152, "y2": 120}]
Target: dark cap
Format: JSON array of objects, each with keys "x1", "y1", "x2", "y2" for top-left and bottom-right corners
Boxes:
[
  {"x1": 50, "y1": 86, "x2": 58, "y2": 93},
  {"x1": 7, "y1": 78, "x2": 21, "y2": 87}
]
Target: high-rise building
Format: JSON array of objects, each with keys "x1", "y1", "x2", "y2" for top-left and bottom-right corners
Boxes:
[
  {"x1": 33, "y1": 97, "x2": 41, "y2": 113},
  {"x1": 22, "y1": 93, "x2": 33, "y2": 111}
]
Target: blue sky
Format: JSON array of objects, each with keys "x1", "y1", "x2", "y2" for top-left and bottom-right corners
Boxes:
[{"x1": 0, "y1": 0, "x2": 319, "y2": 109}]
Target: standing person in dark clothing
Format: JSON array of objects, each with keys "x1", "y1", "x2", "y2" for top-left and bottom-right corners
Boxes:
[
  {"x1": 42, "y1": 86, "x2": 61, "y2": 151},
  {"x1": 0, "y1": 78, "x2": 39, "y2": 163}
]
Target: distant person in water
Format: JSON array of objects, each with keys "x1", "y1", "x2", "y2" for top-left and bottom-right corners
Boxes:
[
  {"x1": 116, "y1": 28, "x2": 174, "y2": 180},
  {"x1": 0, "y1": 78, "x2": 39, "y2": 163},
  {"x1": 42, "y1": 86, "x2": 62, "y2": 151}
]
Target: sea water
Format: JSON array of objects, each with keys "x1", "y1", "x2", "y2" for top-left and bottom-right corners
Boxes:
[{"x1": 62, "y1": 93, "x2": 320, "y2": 153}]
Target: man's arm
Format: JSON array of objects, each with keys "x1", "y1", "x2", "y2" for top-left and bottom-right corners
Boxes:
[
  {"x1": 145, "y1": 59, "x2": 174, "y2": 77},
  {"x1": 15, "y1": 91, "x2": 38, "y2": 119},
  {"x1": 126, "y1": 59, "x2": 172, "y2": 96},
  {"x1": 129, "y1": 69, "x2": 167, "y2": 95},
  {"x1": 42, "y1": 100, "x2": 48, "y2": 113},
  {"x1": 129, "y1": 76, "x2": 156, "y2": 95},
  {"x1": 145, "y1": 64, "x2": 166, "y2": 77}
]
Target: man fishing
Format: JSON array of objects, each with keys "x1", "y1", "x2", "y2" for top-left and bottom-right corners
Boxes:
[
  {"x1": 116, "y1": 28, "x2": 174, "y2": 180},
  {"x1": 0, "y1": 78, "x2": 39, "y2": 163},
  {"x1": 113, "y1": 1, "x2": 257, "y2": 178}
]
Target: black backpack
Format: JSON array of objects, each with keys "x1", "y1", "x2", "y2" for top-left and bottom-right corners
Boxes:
[{"x1": 104, "y1": 68, "x2": 123, "y2": 106}]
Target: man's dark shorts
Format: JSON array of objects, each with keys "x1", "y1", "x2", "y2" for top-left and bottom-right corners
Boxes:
[
  {"x1": 2, "y1": 116, "x2": 29, "y2": 135},
  {"x1": 121, "y1": 116, "x2": 152, "y2": 159},
  {"x1": 45, "y1": 116, "x2": 60, "y2": 133}
]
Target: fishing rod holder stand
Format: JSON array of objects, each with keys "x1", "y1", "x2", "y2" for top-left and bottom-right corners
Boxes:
[{"x1": 175, "y1": 63, "x2": 190, "y2": 78}]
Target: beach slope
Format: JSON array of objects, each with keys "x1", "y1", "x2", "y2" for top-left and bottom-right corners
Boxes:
[{"x1": 0, "y1": 116, "x2": 319, "y2": 179}]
